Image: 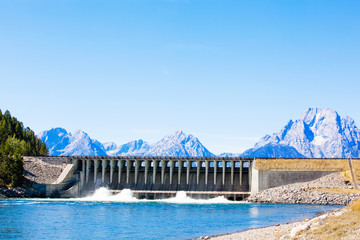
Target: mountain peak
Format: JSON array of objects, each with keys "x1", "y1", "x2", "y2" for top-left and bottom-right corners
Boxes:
[
  {"x1": 72, "y1": 129, "x2": 88, "y2": 137},
  {"x1": 144, "y1": 130, "x2": 214, "y2": 157},
  {"x1": 38, "y1": 127, "x2": 67, "y2": 138},
  {"x1": 38, "y1": 128, "x2": 106, "y2": 156},
  {"x1": 166, "y1": 130, "x2": 187, "y2": 139},
  {"x1": 301, "y1": 107, "x2": 339, "y2": 125},
  {"x1": 173, "y1": 130, "x2": 185, "y2": 135},
  {"x1": 254, "y1": 107, "x2": 360, "y2": 158}
]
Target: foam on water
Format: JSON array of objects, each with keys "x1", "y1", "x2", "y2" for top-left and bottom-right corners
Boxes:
[
  {"x1": 80, "y1": 187, "x2": 138, "y2": 202},
  {"x1": 79, "y1": 188, "x2": 241, "y2": 204},
  {"x1": 82, "y1": 187, "x2": 112, "y2": 201},
  {"x1": 161, "y1": 191, "x2": 234, "y2": 204},
  {"x1": 21, "y1": 188, "x2": 243, "y2": 204}
]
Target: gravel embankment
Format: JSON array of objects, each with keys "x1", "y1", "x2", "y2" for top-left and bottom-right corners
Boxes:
[
  {"x1": 0, "y1": 157, "x2": 65, "y2": 198},
  {"x1": 23, "y1": 157, "x2": 64, "y2": 184},
  {"x1": 247, "y1": 172, "x2": 360, "y2": 205}
]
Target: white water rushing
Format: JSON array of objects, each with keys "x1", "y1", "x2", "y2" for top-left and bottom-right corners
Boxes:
[
  {"x1": 81, "y1": 188, "x2": 138, "y2": 202},
  {"x1": 80, "y1": 188, "x2": 239, "y2": 204}
]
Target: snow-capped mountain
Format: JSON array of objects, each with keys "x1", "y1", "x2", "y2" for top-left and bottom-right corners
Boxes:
[
  {"x1": 38, "y1": 129, "x2": 215, "y2": 157},
  {"x1": 146, "y1": 131, "x2": 215, "y2": 157},
  {"x1": 37, "y1": 128, "x2": 70, "y2": 156},
  {"x1": 104, "y1": 140, "x2": 150, "y2": 156},
  {"x1": 38, "y1": 128, "x2": 107, "y2": 156},
  {"x1": 253, "y1": 108, "x2": 360, "y2": 158}
]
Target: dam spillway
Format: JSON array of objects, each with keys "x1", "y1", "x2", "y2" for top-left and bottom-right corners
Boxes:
[{"x1": 38, "y1": 156, "x2": 253, "y2": 200}]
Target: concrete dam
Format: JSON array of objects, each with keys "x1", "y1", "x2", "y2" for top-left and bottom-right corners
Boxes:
[
  {"x1": 31, "y1": 156, "x2": 349, "y2": 200},
  {"x1": 34, "y1": 156, "x2": 252, "y2": 200}
]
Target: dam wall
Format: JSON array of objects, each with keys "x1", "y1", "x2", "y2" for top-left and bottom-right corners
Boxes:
[
  {"x1": 251, "y1": 169, "x2": 336, "y2": 192},
  {"x1": 30, "y1": 157, "x2": 360, "y2": 199},
  {"x1": 35, "y1": 156, "x2": 253, "y2": 199}
]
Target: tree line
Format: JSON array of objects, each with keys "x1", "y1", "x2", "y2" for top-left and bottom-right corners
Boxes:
[{"x1": 0, "y1": 109, "x2": 48, "y2": 187}]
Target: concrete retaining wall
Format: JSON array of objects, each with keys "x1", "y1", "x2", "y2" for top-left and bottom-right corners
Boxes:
[
  {"x1": 52, "y1": 164, "x2": 75, "y2": 184},
  {"x1": 251, "y1": 167, "x2": 337, "y2": 192}
]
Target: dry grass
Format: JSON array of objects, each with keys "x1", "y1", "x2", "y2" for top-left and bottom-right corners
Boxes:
[
  {"x1": 295, "y1": 199, "x2": 360, "y2": 240},
  {"x1": 351, "y1": 200, "x2": 360, "y2": 211},
  {"x1": 255, "y1": 158, "x2": 360, "y2": 174},
  {"x1": 341, "y1": 170, "x2": 360, "y2": 184},
  {"x1": 341, "y1": 170, "x2": 353, "y2": 181}
]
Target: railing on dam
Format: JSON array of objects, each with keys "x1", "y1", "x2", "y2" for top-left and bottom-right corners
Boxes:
[{"x1": 39, "y1": 156, "x2": 254, "y2": 196}]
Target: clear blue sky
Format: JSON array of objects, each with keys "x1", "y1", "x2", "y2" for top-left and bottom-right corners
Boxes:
[{"x1": 1, "y1": 0, "x2": 360, "y2": 154}]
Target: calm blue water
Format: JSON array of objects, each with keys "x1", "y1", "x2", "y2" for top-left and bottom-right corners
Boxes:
[{"x1": 0, "y1": 194, "x2": 341, "y2": 240}]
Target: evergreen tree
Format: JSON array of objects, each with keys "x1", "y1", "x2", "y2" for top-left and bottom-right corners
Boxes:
[{"x1": 0, "y1": 109, "x2": 48, "y2": 187}]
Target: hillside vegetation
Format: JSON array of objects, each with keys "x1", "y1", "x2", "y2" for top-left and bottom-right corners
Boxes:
[{"x1": 0, "y1": 110, "x2": 48, "y2": 187}]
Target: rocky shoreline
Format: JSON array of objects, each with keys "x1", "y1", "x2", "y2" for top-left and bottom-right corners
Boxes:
[
  {"x1": 247, "y1": 172, "x2": 360, "y2": 205},
  {"x1": 209, "y1": 208, "x2": 348, "y2": 240},
  {"x1": 0, "y1": 185, "x2": 41, "y2": 198}
]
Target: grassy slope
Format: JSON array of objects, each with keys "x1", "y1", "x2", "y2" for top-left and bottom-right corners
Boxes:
[{"x1": 295, "y1": 199, "x2": 360, "y2": 240}]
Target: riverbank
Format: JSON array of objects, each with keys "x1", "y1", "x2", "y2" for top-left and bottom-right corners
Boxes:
[
  {"x1": 247, "y1": 172, "x2": 360, "y2": 205},
  {"x1": 205, "y1": 173, "x2": 360, "y2": 240},
  {"x1": 209, "y1": 198, "x2": 360, "y2": 240},
  {"x1": 208, "y1": 207, "x2": 349, "y2": 240}
]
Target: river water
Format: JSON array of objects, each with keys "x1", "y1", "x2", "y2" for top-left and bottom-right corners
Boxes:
[{"x1": 0, "y1": 188, "x2": 341, "y2": 240}]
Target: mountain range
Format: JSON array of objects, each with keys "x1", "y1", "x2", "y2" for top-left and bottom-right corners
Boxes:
[
  {"x1": 39, "y1": 129, "x2": 215, "y2": 157},
  {"x1": 38, "y1": 108, "x2": 360, "y2": 158}
]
